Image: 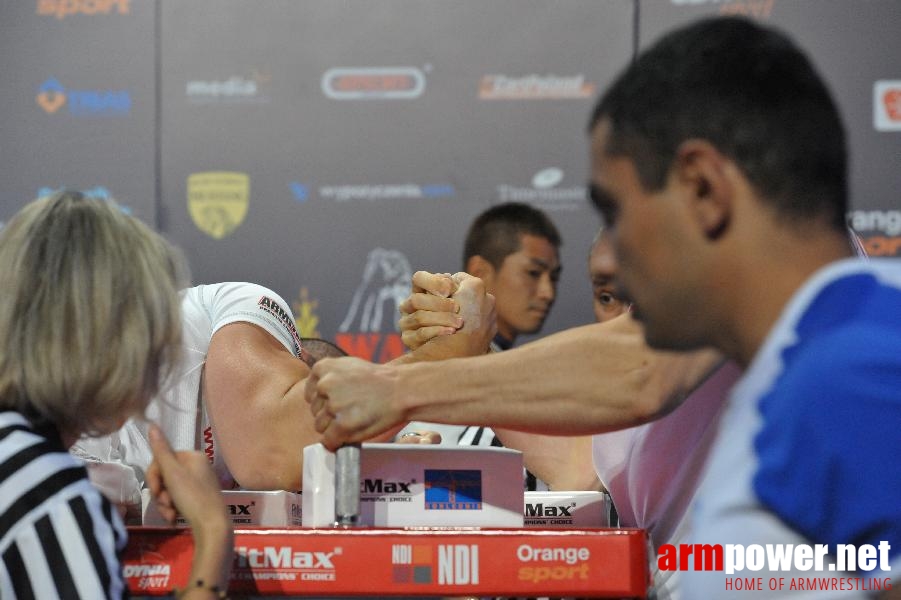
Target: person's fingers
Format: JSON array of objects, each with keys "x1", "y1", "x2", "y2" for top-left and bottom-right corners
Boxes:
[
  {"x1": 412, "y1": 271, "x2": 457, "y2": 297},
  {"x1": 304, "y1": 365, "x2": 323, "y2": 406},
  {"x1": 145, "y1": 459, "x2": 162, "y2": 497},
  {"x1": 397, "y1": 431, "x2": 442, "y2": 445},
  {"x1": 418, "y1": 431, "x2": 442, "y2": 444},
  {"x1": 148, "y1": 424, "x2": 178, "y2": 473},
  {"x1": 399, "y1": 308, "x2": 461, "y2": 331},
  {"x1": 314, "y1": 406, "x2": 334, "y2": 434},
  {"x1": 400, "y1": 292, "x2": 459, "y2": 317},
  {"x1": 401, "y1": 326, "x2": 456, "y2": 350}
]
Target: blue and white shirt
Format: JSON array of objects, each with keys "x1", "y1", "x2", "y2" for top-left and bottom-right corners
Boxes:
[{"x1": 685, "y1": 258, "x2": 901, "y2": 598}]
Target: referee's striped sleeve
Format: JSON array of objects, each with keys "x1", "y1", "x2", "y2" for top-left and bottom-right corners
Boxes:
[{"x1": 1, "y1": 418, "x2": 128, "y2": 599}]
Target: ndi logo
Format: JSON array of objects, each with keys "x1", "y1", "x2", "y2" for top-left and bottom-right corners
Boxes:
[
  {"x1": 36, "y1": 78, "x2": 131, "y2": 116},
  {"x1": 424, "y1": 470, "x2": 482, "y2": 510}
]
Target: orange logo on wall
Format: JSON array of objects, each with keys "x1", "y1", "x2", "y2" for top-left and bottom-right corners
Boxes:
[{"x1": 37, "y1": 0, "x2": 130, "y2": 19}]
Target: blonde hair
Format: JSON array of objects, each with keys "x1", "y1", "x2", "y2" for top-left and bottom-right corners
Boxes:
[{"x1": 0, "y1": 191, "x2": 187, "y2": 437}]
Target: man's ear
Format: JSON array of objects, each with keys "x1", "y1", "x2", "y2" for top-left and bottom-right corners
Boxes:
[
  {"x1": 674, "y1": 139, "x2": 734, "y2": 240},
  {"x1": 466, "y1": 255, "x2": 495, "y2": 282}
]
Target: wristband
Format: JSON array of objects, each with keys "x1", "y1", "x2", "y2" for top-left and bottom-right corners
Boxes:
[{"x1": 173, "y1": 579, "x2": 227, "y2": 599}]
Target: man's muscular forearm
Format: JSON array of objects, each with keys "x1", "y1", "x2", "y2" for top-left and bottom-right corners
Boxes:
[{"x1": 393, "y1": 316, "x2": 722, "y2": 436}]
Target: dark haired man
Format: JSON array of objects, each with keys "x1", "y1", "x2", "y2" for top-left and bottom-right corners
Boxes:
[
  {"x1": 462, "y1": 201, "x2": 561, "y2": 351},
  {"x1": 587, "y1": 15, "x2": 901, "y2": 595}
]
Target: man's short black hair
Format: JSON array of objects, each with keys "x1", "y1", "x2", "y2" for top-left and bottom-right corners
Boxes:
[
  {"x1": 589, "y1": 16, "x2": 847, "y2": 231},
  {"x1": 300, "y1": 337, "x2": 347, "y2": 366},
  {"x1": 463, "y1": 202, "x2": 561, "y2": 270}
]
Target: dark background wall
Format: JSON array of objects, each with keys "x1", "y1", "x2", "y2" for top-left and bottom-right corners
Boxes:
[{"x1": 2, "y1": 0, "x2": 899, "y2": 360}]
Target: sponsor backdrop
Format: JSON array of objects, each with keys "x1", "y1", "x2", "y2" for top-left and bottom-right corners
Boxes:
[{"x1": 1, "y1": 0, "x2": 899, "y2": 360}]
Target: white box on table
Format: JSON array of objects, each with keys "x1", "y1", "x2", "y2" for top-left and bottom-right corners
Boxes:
[
  {"x1": 142, "y1": 488, "x2": 302, "y2": 526},
  {"x1": 523, "y1": 490, "x2": 611, "y2": 527},
  {"x1": 302, "y1": 442, "x2": 524, "y2": 528}
]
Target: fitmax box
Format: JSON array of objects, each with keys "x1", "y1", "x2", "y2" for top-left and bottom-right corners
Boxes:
[
  {"x1": 523, "y1": 491, "x2": 611, "y2": 528},
  {"x1": 302, "y1": 443, "x2": 524, "y2": 527},
  {"x1": 142, "y1": 489, "x2": 302, "y2": 527}
]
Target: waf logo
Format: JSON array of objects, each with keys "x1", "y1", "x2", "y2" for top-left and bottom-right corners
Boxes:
[
  {"x1": 36, "y1": 78, "x2": 131, "y2": 116},
  {"x1": 424, "y1": 470, "x2": 482, "y2": 510},
  {"x1": 187, "y1": 171, "x2": 249, "y2": 239},
  {"x1": 321, "y1": 67, "x2": 426, "y2": 100},
  {"x1": 37, "y1": 0, "x2": 129, "y2": 19},
  {"x1": 479, "y1": 74, "x2": 595, "y2": 100},
  {"x1": 875, "y1": 80, "x2": 901, "y2": 131},
  {"x1": 335, "y1": 248, "x2": 410, "y2": 362}
]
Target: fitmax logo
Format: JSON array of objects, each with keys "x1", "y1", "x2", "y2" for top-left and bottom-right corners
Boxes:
[
  {"x1": 525, "y1": 502, "x2": 575, "y2": 517},
  {"x1": 228, "y1": 503, "x2": 252, "y2": 516},
  {"x1": 362, "y1": 478, "x2": 413, "y2": 494},
  {"x1": 234, "y1": 546, "x2": 337, "y2": 569}
]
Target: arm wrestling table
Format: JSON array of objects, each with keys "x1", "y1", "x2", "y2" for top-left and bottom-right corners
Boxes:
[
  {"x1": 124, "y1": 526, "x2": 649, "y2": 597},
  {"x1": 126, "y1": 445, "x2": 649, "y2": 597}
]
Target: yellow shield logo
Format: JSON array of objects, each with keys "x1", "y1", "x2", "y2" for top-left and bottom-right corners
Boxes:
[{"x1": 187, "y1": 171, "x2": 249, "y2": 239}]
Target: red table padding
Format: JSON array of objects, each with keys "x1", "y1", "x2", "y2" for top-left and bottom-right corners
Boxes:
[{"x1": 124, "y1": 526, "x2": 649, "y2": 597}]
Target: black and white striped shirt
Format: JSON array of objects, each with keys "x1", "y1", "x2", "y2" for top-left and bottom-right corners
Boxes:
[
  {"x1": 457, "y1": 426, "x2": 549, "y2": 492},
  {"x1": 0, "y1": 411, "x2": 127, "y2": 599}
]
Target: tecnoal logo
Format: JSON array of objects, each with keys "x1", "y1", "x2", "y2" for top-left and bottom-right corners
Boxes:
[
  {"x1": 37, "y1": 0, "x2": 129, "y2": 19},
  {"x1": 848, "y1": 209, "x2": 901, "y2": 256},
  {"x1": 123, "y1": 563, "x2": 171, "y2": 590},
  {"x1": 874, "y1": 80, "x2": 901, "y2": 131},
  {"x1": 322, "y1": 67, "x2": 426, "y2": 100},
  {"x1": 516, "y1": 544, "x2": 591, "y2": 584},
  {"x1": 234, "y1": 546, "x2": 340, "y2": 582},
  {"x1": 498, "y1": 167, "x2": 586, "y2": 211},
  {"x1": 479, "y1": 74, "x2": 595, "y2": 100}
]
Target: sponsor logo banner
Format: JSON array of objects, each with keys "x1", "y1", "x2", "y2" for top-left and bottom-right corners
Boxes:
[
  {"x1": 37, "y1": 0, "x2": 130, "y2": 19},
  {"x1": 36, "y1": 78, "x2": 131, "y2": 116},
  {"x1": 187, "y1": 171, "x2": 249, "y2": 239},
  {"x1": 479, "y1": 74, "x2": 595, "y2": 100},
  {"x1": 874, "y1": 80, "x2": 901, "y2": 131},
  {"x1": 321, "y1": 67, "x2": 426, "y2": 100}
]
